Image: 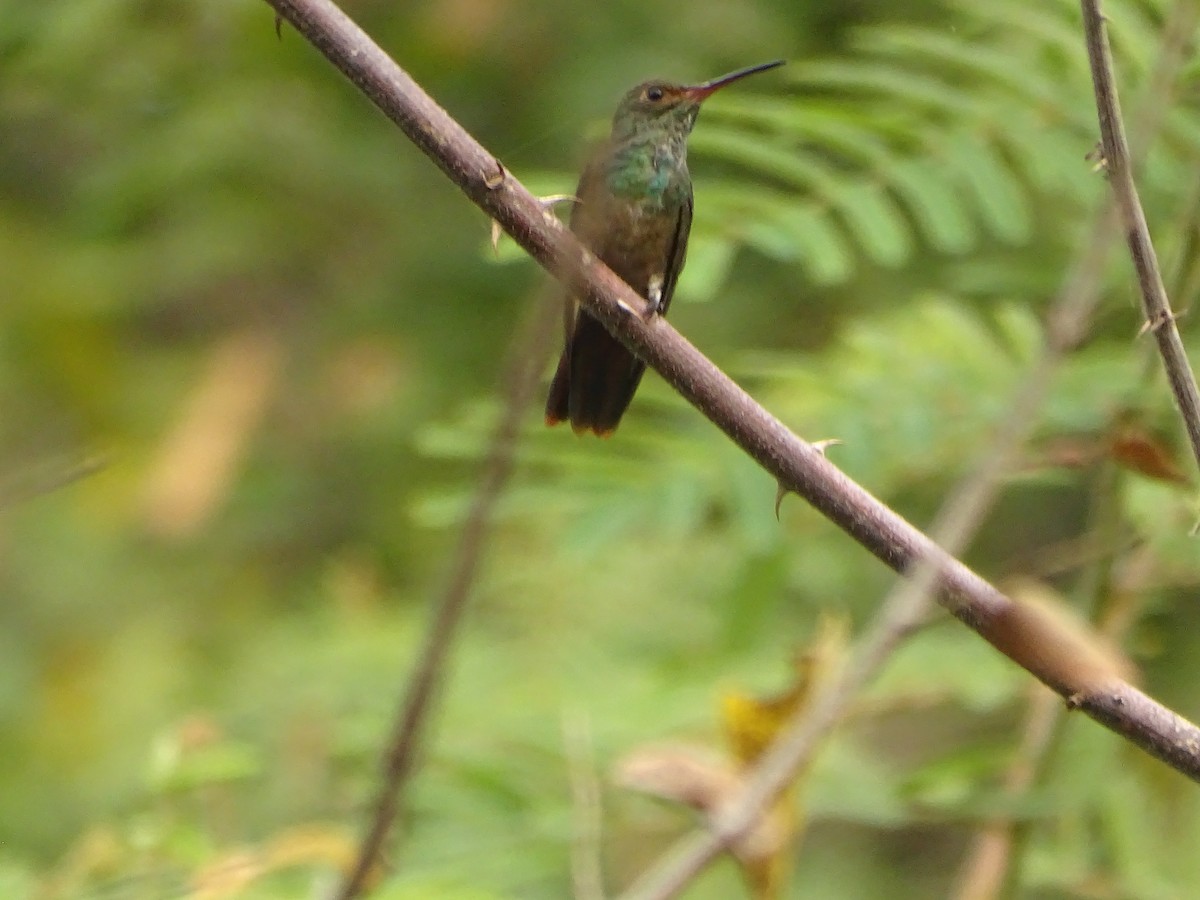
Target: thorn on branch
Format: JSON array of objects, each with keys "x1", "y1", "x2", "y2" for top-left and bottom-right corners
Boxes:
[
  {"x1": 540, "y1": 194, "x2": 577, "y2": 228},
  {"x1": 489, "y1": 189, "x2": 574, "y2": 253},
  {"x1": 1137, "y1": 308, "x2": 1179, "y2": 337},
  {"x1": 484, "y1": 160, "x2": 506, "y2": 190},
  {"x1": 774, "y1": 440, "x2": 841, "y2": 518}
]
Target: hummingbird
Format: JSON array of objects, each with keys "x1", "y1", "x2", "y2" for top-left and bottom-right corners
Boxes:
[{"x1": 545, "y1": 59, "x2": 785, "y2": 437}]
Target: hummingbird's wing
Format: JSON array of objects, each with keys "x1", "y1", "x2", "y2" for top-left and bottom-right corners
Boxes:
[{"x1": 656, "y1": 187, "x2": 693, "y2": 317}]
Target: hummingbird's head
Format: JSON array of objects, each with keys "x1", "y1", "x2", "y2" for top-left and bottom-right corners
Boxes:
[
  {"x1": 611, "y1": 81, "x2": 702, "y2": 143},
  {"x1": 610, "y1": 60, "x2": 785, "y2": 143}
]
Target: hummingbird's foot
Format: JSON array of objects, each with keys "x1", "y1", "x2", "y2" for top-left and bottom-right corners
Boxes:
[
  {"x1": 617, "y1": 273, "x2": 663, "y2": 318},
  {"x1": 645, "y1": 274, "x2": 665, "y2": 319}
]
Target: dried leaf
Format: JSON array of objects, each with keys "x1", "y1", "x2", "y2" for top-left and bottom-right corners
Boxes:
[
  {"x1": 615, "y1": 620, "x2": 846, "y2": 899},
  {"x1": 721, "y1": 616, "x2": 847, "y2": 765},
  {"x1": 190, "y1": 825, "x2": 360, "y2": 899},
  {"x1": 613, "y1": 744, "x2": 740, "y2": 813},
  {"x1": 1109, "y1": 426, "x2": 1189, "y2": 485},
  {"x1": 997, "y1": 578, "x2": 1138, "y2": 696}
]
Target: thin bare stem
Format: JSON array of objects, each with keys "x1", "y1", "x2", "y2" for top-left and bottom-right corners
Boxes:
[
  {"x1": 950, "y1": 686, "x2": 1064, "y2": 900},
  {"x1": 265, "y1": 0, "x2": 1200, "y2": 834},
  {"x1": 564, "y1": 712, "x2": 607, "y2": 900},
  {"x1": 333, "y1": 292, "x2": 560, "y2": 899},
  {"x1": 1081, "y1": 0, "x2": 1200, "y2": 475},
  {"x1": 0, "y1": 452, "x2": 107, "y2": 509},
  {"x1": 955, "y1": 6, "x2": 1200, "y2": 886},
  {"x1": 950, "y1": 14, "x2": 1200, "y2": 891}
]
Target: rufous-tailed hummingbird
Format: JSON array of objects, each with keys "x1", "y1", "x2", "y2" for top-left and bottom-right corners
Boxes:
[{"x1": 545, "y1": 59, "x2": 785, "y2": 437}]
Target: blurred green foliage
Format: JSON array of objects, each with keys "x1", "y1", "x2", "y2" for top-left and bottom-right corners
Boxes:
[{"x1": 4, "y1": 0, "x2": 1200, "y2": 897}]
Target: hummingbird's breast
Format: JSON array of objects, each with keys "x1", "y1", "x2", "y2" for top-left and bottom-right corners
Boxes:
[
  {"x1": 567, "y1": 134, "x2": 693, "y2": 310},
  {"x1": 604, "y1": 137, "x2": 690, "y2": 209},
  {"x1": 573, "y1": 182, "x2": 687, "y2": 310}
]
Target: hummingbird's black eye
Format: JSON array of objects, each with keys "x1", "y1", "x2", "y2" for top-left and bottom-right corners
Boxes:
[{"x1": 645, "y1": 86, "x2": 664, "y2": 102}]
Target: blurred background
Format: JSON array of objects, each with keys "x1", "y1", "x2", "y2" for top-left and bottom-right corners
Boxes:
[{"x1": 4, "y1": 0, "x2": 1200, "y2": 897}]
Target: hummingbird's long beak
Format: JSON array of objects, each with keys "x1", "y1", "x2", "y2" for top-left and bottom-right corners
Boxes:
[{"x1": 683, "y1": 59, "x2": 786, "y2": 102}]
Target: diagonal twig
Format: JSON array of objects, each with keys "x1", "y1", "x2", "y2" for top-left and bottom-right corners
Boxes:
[
  {"x1": 334, "y1": 292, "x2": 560, "y2": 900},
  {"x1": 264, "y1": 0, "x2": 1200, "y2": 839},
  {"x1": 0, "y1": 452, "x2": 107, "y2": 509},
  {"x1": 1081, "y1": 0, "x2": 1200, "y2": 476}
]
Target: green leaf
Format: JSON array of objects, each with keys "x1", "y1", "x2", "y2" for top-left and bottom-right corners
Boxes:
[
  {"x1": 940, "y1": 132, "x2": 1033, "y2": 243},
  {"x1": 885, "y1": 157, "x2": 976, "y2": 253},
  {"x1": 860, "y1": 25, "x2": 1095, "y2": 131},
  {"x1": 783, "y1": 204, "x2": 855, "y2": 284},
  {"x1": 790, "y1": 59, "x2": 979, "y2": 117},
  {"x1": 832, "y1": 179, "x2": 913, "y2": 267},
  {"x1": 691, "y1": 127, "x2": 840, "y2": 195}
]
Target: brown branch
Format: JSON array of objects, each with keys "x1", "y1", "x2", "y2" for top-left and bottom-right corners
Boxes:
[
  {"x1": 1081, "y1": 0, "x2": 1200, "y2": 475},
  {"x1": 264, "y1": 0, "x2": 1200, "y2": 847},
  {"x1": 333, "y1": 291, "x2": 560, "y2": 900}
]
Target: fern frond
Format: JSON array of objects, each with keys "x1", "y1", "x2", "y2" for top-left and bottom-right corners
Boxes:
[{"x1": 690, "y1": 0, "x2": 1196, "y2": 289}]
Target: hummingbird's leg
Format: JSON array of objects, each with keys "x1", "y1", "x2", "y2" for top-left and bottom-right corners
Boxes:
[{"x1": 646, "y1": 273, "x2": 665, "y2": 318}]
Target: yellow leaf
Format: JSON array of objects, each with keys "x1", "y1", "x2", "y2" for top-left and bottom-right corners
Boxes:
[
  {"x1": 718, "y1": 616, "x2": 846, "y2": 899},
  {"x1": 616, "y1": 619, "x2": 846, "y2": 900},
  {"x1": 721, "y1": 616, "x2": 847, "y2": 766}
]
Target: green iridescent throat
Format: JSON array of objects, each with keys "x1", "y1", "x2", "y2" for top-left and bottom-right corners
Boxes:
[{"x1": 604, "y1": 108, "x2": 697, "y2": 207}]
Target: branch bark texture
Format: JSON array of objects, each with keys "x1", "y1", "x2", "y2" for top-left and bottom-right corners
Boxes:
[
  {"x1": 263, "y1": 0, "x2": 1200, "y2": 790},
  {"x1": 1081, "y1": 0, "x2": 1200, "y2": 474}
]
